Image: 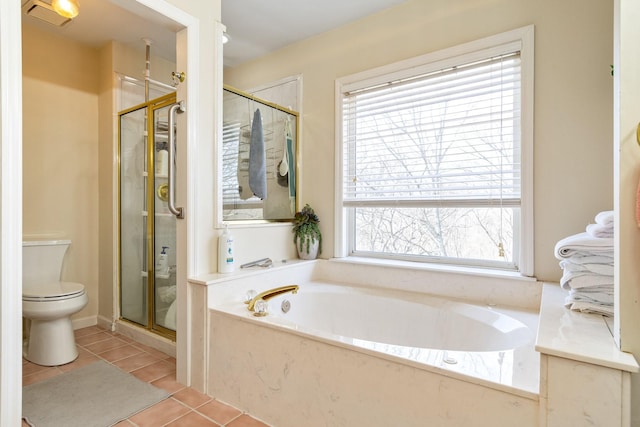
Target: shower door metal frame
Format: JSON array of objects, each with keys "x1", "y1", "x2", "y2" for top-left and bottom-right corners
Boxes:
[{"x1": 118, "y1": 92, "x2": 177, "y2": 341}]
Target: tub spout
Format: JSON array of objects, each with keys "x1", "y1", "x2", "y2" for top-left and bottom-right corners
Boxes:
[{"x1": 247, "y1": 285, "x2": 299, "y2": 311}]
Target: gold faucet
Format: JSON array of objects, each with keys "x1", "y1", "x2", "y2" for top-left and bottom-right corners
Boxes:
[{"x1": 246, "y1": 285, "x2": 299, "y2": 311}]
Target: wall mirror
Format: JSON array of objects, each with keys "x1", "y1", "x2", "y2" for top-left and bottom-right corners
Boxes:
[{"x1": 222, "y1": 85, "x2": 299, "y2": 222}]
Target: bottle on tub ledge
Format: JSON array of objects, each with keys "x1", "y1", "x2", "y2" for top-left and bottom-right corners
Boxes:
[{"x1": 218, "y1": 225, "x2": 235, "y2": 273}]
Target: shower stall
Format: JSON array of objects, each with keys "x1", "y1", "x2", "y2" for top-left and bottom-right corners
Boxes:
[{"x1": 118, "y1": 91, "x2": 183, "y2": 340}]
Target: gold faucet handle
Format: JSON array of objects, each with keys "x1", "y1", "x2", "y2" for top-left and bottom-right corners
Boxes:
[{"x1": 247, "y1": 285, "x2": 299, "y2": 311}]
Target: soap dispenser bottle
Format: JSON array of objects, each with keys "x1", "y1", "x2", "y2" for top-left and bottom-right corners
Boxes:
[
  {"x1": 157, "y1": 246, "x2": 169, "y2": 275},
  {"x1": 218, "y1": 225, "x2": 235, "y2": 273}
]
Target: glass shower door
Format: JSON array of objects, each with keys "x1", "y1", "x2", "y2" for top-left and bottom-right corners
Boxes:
[
  {"x1": 119, "y1": 93, "x2": 177, "y2": 339},
  {"x1": 120, "y1": 105, "x2": 148, "y2": 326},
  {"x1": 152, "y1": 101, "x2": 177, "y2": 332}
]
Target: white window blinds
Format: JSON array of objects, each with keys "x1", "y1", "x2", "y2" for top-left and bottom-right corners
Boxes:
[{"x1": 342, "y1": 52, "x2": 521, "y2": 208}]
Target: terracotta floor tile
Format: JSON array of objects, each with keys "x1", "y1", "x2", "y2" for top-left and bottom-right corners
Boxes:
[
  {"x1": 132, "y1": 342, "x2": 173, "y2": 360},
  {"x1": 226, "y1": 414, "x2": 271, "y2": 427},
  {"x1": 84, "y1": 336, "x2": 128, "y2": 354},
  {"x1": 128, "y1": 397, "x2": 190, "y2": 427},
  {"x1": 74, "y1": 325, "x2": 104, "y2": 338},
  {"x1": 131, "y1": 359, "x2": 176, "y2": 382},
  {"x1": 196, "y1": 400, "x2": 242, "y2": 425},
  {"x1": 172, "y1": 387, "x2": 212, "y2": 409},
  {"x1": 22, "y1": 367, "x2": 62, "y2": 386},
  {"x1": 151, "y1": 373, "x2": 186, "y2": 394},
  {"x1": 75, "y1": 346, "x2": 95, "y2": 358},
  {"x1": 166, "y1": 410, "x2": 221, "y2": 426},
  {"x1": 22, "y1": 361, "x2": 54, "y2": 377},
  {"x1": 113, "y1": 333, "x2": 136, "y2": 344},
  {"x1": 75, "y1": 331, "x2": 113, "y2": 346},
  {"x1": 97, "y1": 344, "x2": 144, "y2": 362},
  {"x1": 112, "y1": 352, "x2": 162, "y2": 372},
  {"x1": 57, "y1": 353, "x2": 100, "y2": 372}
]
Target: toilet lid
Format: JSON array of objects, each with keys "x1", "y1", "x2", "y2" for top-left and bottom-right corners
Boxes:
[{"x1": 23, "y1": 281, "x2": 85, "y2": 300}]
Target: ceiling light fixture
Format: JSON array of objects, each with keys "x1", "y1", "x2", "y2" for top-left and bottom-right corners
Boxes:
[{"x1": 51, "y1": 0, "x2": 79, "y2": 19}]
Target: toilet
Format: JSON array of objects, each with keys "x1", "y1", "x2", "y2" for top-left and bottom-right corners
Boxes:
[{"x1": 22, "y1": 240, "x2": 88, "y2": 366}]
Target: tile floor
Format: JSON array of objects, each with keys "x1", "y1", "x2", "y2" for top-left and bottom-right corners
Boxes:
[{"x1": 22, "y1": 325, "x2": 271, "y2": 427}]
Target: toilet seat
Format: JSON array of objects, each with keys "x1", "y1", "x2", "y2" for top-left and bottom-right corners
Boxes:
[{"x1": 23, "y1": 281, "x2": 85, "y2": 302}]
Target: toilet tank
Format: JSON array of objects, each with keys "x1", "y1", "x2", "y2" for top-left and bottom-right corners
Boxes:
[{"x1": 23, "y1": 240, "x2": 71, "y2": 287}]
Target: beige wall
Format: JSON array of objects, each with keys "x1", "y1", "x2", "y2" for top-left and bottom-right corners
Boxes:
[
  {"x1": 224, "y1": 0, "x2": 614, "y2": 282},
  {"x1": 22, "y1": 24, "x2": 100, "y2": 320}
]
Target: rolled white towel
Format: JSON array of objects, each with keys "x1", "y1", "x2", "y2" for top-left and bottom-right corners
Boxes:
[
  {"x1": 586, "y1": 223, "x2": 613, "y2": 238},
  {"x1": 559, "y1": 259, "x2": 614, "y2": 276},
  {"x1": 560, "y1": 271, "x2": 613, "y2": 290},
  {"x1": 574, "y1": 285, "x2": 614, "y2": 295},
  {"x1": 561, "y1": 253, "x2": 614, "y2": 265},
  {"x1": 554, "y1": 232, "x2": 614, "y2": 259},
  {"x1": 564, "y1": 300, "x2": 614, "y2": 317},
  {"x1": 595, "y1": 210, "x2": 614, "y2": 226},
  {"x1": 568, "y1": 288, "x2": 614, "y2": 305}
]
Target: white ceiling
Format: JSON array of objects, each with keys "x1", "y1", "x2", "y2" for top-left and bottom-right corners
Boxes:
[
  {"x1": 221, "y1": 0, "x2": 407, "y2": 67},
  {"x1": 21, "y1": 0, "x2": 407, "y2": 67}
]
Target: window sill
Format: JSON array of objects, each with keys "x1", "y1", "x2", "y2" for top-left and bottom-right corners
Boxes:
[{"x1": 329, "y1": 256, "x2": 537, "y2": 282}]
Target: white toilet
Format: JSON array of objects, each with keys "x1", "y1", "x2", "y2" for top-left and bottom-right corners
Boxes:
[{"x1": 23, "y1": 240, "x2": 88, "y2": 366}]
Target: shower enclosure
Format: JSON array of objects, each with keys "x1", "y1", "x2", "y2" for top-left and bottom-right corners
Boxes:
[{"x1": 118, "y1": 92, "x2": 183, "y2": 339}]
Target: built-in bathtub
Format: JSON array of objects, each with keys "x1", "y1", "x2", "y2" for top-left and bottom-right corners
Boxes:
[{"x1": 205, "y1": 261, "x2": 541, "y2": 426}]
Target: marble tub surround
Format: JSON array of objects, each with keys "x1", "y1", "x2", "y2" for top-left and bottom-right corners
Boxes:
[
  {"x1": 191, "y1": 260, "x2": 544, "y2": 426},
  {"x1": 211, "y1": 281, "x2": 540, "y2": 397},
  {"x1": 536, "y1": 284, "x2": 638, "y2": 426},
  {"x1": 209, "y1": 310, "x2": 539, "y2": 427},
  {"x1": 189, "y1": 263, "x2": 640, "y2": 426}
]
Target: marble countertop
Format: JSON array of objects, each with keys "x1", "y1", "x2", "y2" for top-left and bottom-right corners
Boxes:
[{"x1": 535, "y1": 283, "x2": 639, "y2": 372}]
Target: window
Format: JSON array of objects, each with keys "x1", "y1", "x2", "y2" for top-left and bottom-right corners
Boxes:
[{"x1": 336, "y1": 26, "x2": 533, "y2": 273}]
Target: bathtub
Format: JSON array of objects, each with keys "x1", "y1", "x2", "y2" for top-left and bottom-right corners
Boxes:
[{"x1": 208, "y1": 280, "x2": 540, "y2": 426}]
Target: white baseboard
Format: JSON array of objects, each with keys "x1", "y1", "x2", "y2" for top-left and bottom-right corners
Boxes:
[{"x1": 71, "y1": 315, "x2": 97, "y2": 330}]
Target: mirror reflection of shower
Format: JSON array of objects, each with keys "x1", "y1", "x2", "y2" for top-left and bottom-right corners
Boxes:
[{"x1": 222, "y1": 77, "x2": 301, "y2": 223}]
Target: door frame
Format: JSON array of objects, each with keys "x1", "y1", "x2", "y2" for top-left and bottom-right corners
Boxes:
[{"x1": 1, "y1": 0, "x2": 217, "y2": 423}]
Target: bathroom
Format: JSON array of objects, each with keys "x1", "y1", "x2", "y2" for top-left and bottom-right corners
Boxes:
[{"x1": 2, "y1": 0, "x2": 640, "y2": 425}]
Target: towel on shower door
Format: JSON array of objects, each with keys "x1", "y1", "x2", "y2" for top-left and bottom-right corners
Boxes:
[
  {"x1": 285, "y1": 120, "x2": 296, "y2": 214},
  {"x1": 249, "y1": 108, "x2": 267, "y2": 200}
]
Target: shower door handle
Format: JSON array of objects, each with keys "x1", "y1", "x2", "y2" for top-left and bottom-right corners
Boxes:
[{"x1": 168, "y1": 101, "x2": 185, "y2": 219}]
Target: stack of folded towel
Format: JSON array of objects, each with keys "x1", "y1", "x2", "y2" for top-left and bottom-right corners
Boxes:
[{"x1": 554, "y1": 211, "x2": 614, "y2": 316}]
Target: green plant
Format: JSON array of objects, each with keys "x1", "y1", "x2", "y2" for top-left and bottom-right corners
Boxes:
[{"x1": 292, "y1": 204, "x2": 322, "y2": 254}]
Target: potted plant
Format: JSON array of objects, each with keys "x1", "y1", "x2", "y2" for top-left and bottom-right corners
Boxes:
[{"x1": 292, "y1": 204, "x2": 322, "y2": 260}]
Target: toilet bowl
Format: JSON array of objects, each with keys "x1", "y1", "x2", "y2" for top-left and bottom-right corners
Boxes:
[{"x1": 23, "y1": 240, "x2": 88, "y2": 366}]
